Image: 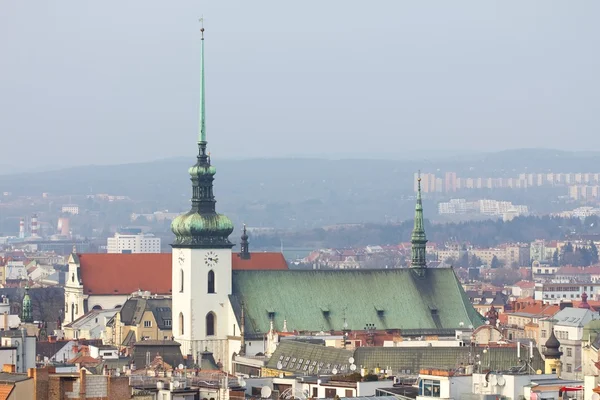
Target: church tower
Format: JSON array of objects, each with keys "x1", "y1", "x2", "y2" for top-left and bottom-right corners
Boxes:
[
  {"x1": 410, "y1": 173, "x2": 428, "y2": 276},
  {"x1": 171, "y1": 26, "x2": 234, "y2": 363},
  {"x1": 543, "y1": 328, "x2": 562, "y2": 375},
  {"x1": 64, "y1": 247, "x2": 84, "y2": 325},
  {"x1": 21, "y1": 286, "x2": 33, "y2": 323}
]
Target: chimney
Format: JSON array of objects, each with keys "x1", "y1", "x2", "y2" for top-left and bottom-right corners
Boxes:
[
  {"x1": 31, "y1": 214, "x2": 39, "y2": 237},
  {"x1": 79, "y1": 369, "x2": 87, "y2": 398},
  {"x1": 19, "y1": 218, "x2": 25, "y2": 239},
  {"x1": 3, "y1": 364, "x2": 15, "y2": 373}
]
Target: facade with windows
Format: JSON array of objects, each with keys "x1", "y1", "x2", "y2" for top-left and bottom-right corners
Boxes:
[
  {"x1": 534, "y1": 283, "x2": 600, "y2": 304},
  {"x1": 106, "y1": 294, "x2": 172, "y2": 346},
  {"x1": 546, "y1": 306, "x2": 600, "y2": 380},
  {"x1": 107, "y1": 230, "x2": 161, "y2": 254},
  {"x1": 416, "y1": 370, "x2": 471, "y2": 400}
]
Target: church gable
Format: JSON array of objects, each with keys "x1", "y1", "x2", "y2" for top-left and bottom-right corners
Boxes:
[{"x1": 231, "y1": 269, "x2": 485, "y2": 335}]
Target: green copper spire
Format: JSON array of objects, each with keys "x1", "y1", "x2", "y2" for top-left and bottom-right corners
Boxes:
[
  {"x1": 198, "y1": 24, "x2": 206, "y2": 144},
  {"x1": 411, "y1": 172, "x2": 428, "y2": 271},
  {"x1": 22, "y1": 286, "x2": 33, "y2": 323},
  {"x1": 171, "y1": 25, "x2": 234, "y2": 249}
]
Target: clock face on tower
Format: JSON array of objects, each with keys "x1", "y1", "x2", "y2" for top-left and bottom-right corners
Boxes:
[
  {"x1": 178, "y1": 250, "x2": 185, "y2": 265},
  {"x1": 205, "y1": 251, "x2": 219, "y2": 267}
]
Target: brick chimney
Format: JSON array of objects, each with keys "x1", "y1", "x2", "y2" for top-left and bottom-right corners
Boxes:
[{"x1": 2, "y1": 364, "x2": 15, "y2": 373}]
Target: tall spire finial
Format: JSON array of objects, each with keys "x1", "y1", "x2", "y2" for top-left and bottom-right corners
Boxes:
[
  {"x1": 411, "y1": 170, "x2": 427, "y2": 273},
  {"x1": 198, "y1": 18, "x2": 206, "y2": 144}
]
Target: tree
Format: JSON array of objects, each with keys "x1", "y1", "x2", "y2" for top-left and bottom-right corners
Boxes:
[
  {"x1": 469, "y1": 255, "x2": 484, "y2": 269},
  {"x1": 552, "y1": 250, "x2": 559, "y2": 267},
  {"x1": 491, "y1": 256, "x2": 501, "y2": 269},
  {"x1": 590, "y1": 241, "x2": 599, "y2": 265}
]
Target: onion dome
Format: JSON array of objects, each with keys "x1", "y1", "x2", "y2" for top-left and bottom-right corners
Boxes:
[{"x1": 543, "y1": 329, "x2": 562, "y2": 359}]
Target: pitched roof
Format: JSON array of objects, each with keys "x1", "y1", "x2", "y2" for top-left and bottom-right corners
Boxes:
[
  {"x1": 119, "y1": 297, "x2": 171, "y2": 330},
  {"x1": 79, "y1": 254, "x2": 172, "y2": 295},
  {"x1": 232, "y1": 252, "x2": 288, "y2": 270},
  {"x1": 133, "y1": 341, "x2": 183, "y2": 369},
  {"x1": 0, "y1": 384, "x2": 13, "y2": 400},
  {"x1": 231, "y1": 268, "x2": 484, "y2": 335},
  {"x1": 553, "y1": 307, "x2": 600, "y2": 327},
  {"x1": 78, "y1": 252, "x2": 288, "y2": 295},
  {"x1": 266, "y1": 341, "x2": 544, "y2": 374}
]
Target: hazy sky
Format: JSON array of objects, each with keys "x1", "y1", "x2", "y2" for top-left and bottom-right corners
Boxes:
[{"x1": 1, "y1": 1, "x2": 599, "y2": 169}]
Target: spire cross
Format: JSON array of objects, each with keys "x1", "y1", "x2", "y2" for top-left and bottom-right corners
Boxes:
[{"x1": 199, "y1": 17, "x2": 204, "y2": 39}]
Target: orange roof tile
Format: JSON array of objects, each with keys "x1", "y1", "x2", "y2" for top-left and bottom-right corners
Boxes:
[
  {"x1": 232, "y1": 252, "x2": 288, "y2": 270},
  {"x1": 79, "y1": 252, "x2": 288, "y2": 295},
  {"x1": 0, "y1": 384, "x2": 14, "y2": 400},
  {"x1": 79, "y1": 254, "x2": 172, "y2": 296}
]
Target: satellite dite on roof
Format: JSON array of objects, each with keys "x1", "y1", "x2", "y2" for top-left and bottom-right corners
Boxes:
[{"x1": 261, "y1": 386, "x2": 272, "y2": 399}]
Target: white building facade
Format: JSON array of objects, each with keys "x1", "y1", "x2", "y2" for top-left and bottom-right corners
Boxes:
[{"x1": 107, "y1": 231, "x2": 161, "y2": 253}]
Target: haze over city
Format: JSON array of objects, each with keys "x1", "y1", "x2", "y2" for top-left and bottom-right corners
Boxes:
[{"x1": 1, "y1": 1, "x2": 599, "y2": 171}]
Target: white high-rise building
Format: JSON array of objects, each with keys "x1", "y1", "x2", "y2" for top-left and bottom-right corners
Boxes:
[{"x1": 106, "y1": 230, "x2": 161, "y2": 253}]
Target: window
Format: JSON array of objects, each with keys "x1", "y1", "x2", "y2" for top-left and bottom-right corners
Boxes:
[
  {"x1": 312, "y1": 388, "x2": 318, "y2": 398},
  {"x1": 345, "y1": 390, "x2": 353, "y2": 397},
  {"x1": 144, "y1": 321, "x2": 152, "y2": 328},
  {"x1": 206, "y1": 312, "x2": 216, "y2": 336},
  {"x1": 180, "y1": 269, "x2": 184, "y2": 292},
  {"x1": 567, "y1": 347, "x2": 572, "y2": 357},
  {"x1": 566, "y1": 364, "x2": 572, "y2": 373},
  {"x1": 65, "y1": 303, "x2": 68, "y2": 313},
  {"x1": 325, "y1": 389, "x2": 336, "y2": 398},
  {"x1": 419, "y1": 379, "x2": 441, "y2": 397},
  {"x1": 179, "y1": 313, "x2": 184, "y2": 335},
  {"x1": 164, "y1": 319, "x2": 172, "y2": 327},
  {"x1": 541, "y1": 330, "x2": 547, "y2": 338},
  {"x1": 208, "y1": 270, "x2": 215, "y2": 294}
]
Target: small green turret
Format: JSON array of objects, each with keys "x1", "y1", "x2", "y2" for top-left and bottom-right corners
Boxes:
[
  {"x1": 410, "y1": 173, "x2": 428, "y2": 274},
  {"x1": 22, "y1": 286, "x2": 33, "y2": 323}
]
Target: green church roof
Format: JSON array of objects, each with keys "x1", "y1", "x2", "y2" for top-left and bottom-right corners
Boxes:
[{"x1": 231, "y1": 268, "x2": 484, "y2": 335}]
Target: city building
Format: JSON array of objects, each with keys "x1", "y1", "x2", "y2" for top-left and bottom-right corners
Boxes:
[
  {"x1": 543, "y1": 297, "x2": 600, "y2": 379},
  {"x1": 106, "y1": 228, "x2": 161, "y2": 254},
  {"x1": 62, "y1": 308, "x2": 119, "y2": 340},
  {"x1": 167, "y1": 30, "x2": 485, "y2": 369},
  {"x1": 535, "y1": 283, "x2": 600, "y2": 304},
  {"x1": 60, "y1": 204, "x2": 79, "y2": 215},
  {"x1": 107, "y1": 294, "x2": 172, "y2": 346},
  {"x1": 0, "y1": 331, "x2": 36, "y2": 373}
]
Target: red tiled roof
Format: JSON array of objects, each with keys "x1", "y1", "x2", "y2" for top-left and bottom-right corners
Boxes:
[
  {"x1": 232, "y1": 252, "x2": 288, "y2": 270},
  {"x1": 79, "y1": 252, "x2": 288, "y2": 295},
  {"x1": 0, "y1": 384, "x2": 14, "y2": 400},
  {"x1": 514, "y1": 280, "x2": 535, "y2": 288},
  {"x1": 79, "y1": 254, "x2": 172, "y2": 296}
]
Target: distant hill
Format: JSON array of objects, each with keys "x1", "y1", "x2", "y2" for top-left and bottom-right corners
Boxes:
[{"x1": 1, "y1": 149, "x2": 599, "y2": 229}]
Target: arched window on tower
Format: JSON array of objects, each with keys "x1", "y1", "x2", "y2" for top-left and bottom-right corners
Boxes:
[
  {"x1": 208, "y1": 270, "x2": 215, "y2": 294},
  {"x1": 206, "y1": 312, "x2": 216, "y2": 336},
  {"x1": 180, "y1": 269, "x2": 184, "y2": 292},
  {"x1": 179, "y1": 312, "x2": 184, "y2": 336}
]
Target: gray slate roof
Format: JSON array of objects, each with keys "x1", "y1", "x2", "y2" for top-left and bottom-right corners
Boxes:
[
  {"x1": 119, "y1": 296, "x2": 172, "y2": 330},
  {"x1": 266, "y1": 341, "x2": 544, "y2": 375}
]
